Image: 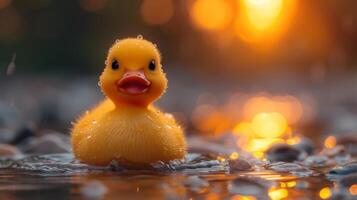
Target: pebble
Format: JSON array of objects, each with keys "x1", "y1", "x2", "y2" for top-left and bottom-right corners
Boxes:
[
  {"x1": 80, "y1": 180, "x2": 108, "y2": 199},
  {"x1": 228, "y1": 158, "x2": 252, "y2": 172},
  {"x1": 321, "y1": 145, "x2": 351, "y2": 165},
  {"x1": 321, "y1": 145, "x2": 348, "y2": 157},
  {"x1": 21, "y1": 133, "x2": 71, "y2": 154},
  {"x1": 336, "y1": 134, "x2": 357, "y2": 156},
  {"x1": 228, "y1": 177, "x2": 272, "y2": 198},
  {"x1": 293, "y1": 137, "x2": 315, "y2": 155},
  {"x1": 267, "y1": 162, "x2": 314, "y2": 177},
  {"x1": 303, "y1": 155, "x2": 331, "y2": 168},
  {"x1": 266, "y1": 143, "x2": 306, "y2": 162},
  {"x1": 0, "y1": 144, "x2": 22, "y2": 157},
  {"x1": 328, "y1": 162, "x2": 357, "y2": 176},
  {"x1": 340, "y1": 174, "x2": 357, "y2": 187}
]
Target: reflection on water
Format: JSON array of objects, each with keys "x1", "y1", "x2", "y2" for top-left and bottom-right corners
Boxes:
[{"x1": 0, "y1": 153, "x2": 346, "y2": 200}]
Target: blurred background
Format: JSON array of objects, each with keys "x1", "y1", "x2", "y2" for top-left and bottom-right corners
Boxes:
[{"x1": 0, "y1": 0, "x2": 357, "y2": 155}]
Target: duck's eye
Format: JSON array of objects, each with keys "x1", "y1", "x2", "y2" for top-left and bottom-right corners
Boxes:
[
  {"x1": 111, "y1": 59, "x2": 119, "y2": 70},
  {"x1": 148, "y1": 60, "x2": 156, "y2": 71}
]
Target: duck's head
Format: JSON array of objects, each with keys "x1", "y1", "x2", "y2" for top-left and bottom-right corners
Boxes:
[{"x1": 100, "y1": 38, "x2": 167, "y2": 107}]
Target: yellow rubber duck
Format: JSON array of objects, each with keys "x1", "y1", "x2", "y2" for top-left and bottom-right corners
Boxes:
[{"x1": 71, "y1": 37, "x2": 186, "y2": 166}]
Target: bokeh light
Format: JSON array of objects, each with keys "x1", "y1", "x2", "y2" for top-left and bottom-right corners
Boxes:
[
  {"x1": 235, "y1": 0, "x2": 297, "y2": 44},
  {"x1": 319, "y1": 187, "x2": 332, "y2": 199},
  {"x1": 140, "y1": 0, "x2": 174, "y2": 26},
  {"x1": 243, "y1": 95, "x2": 303, "y2": 125},
  {"x1": 268, "y1": 187, "x2": 288, "y2": 200},
  {"x1": 349, "y1": 184, "x2": 357, "y2": 196},
  {"x1": 324, "y1": 136, "x2": 336, "y2": 149},
  {"x1": 251, "y1": 112, "x2": 288, "y2": 138},
  {"x1": 190, "y1": 0, "x2": 233, "y2": 30}
]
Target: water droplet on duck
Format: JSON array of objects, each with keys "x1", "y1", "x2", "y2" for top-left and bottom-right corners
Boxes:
[
  {"x1": 165, "y1": 124, "x2": 173, "y2": 130},
  {"x1": 86, "y1": 135, "x2": 92, "y2": 139},
  {"x1": 137, "y1": 35, "x2": 143, "y2": 39},
  {"x1": 115, "y1": 39, "x2": 120, "y2": 43},
  {"x1": 97, "y1": 81, "x2": 101, "y2": 87},
  {"x1": 92, "y1": 120, "x2": 97, "y2": 125},
  {"x1": 104, "y1": 60, "x2": 108, "y2": 65}
]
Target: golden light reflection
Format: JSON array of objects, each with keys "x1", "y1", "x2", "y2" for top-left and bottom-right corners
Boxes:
[
  {"x1": 280, "y1": 181, "x2": 296, "y2": 188},
  {"x1": 350, "y1": 184, "x2": 357, "y2": 195},
  {"x1": 140, "y1": 0, "x2": 174, "y2": 26},
  {"x1": 324, "y1": 136, "x2": 336, "y2": 149},
  {"x1": 190, "y1": 0, "x2": 232, "y2": 30},
  {"x1": 233, "y1": 111, "x2": 289, "y2": 158},
  {"x1": 286, "y1": 136, "x2": 300, "y2": 145},
  {"x1": 319, "y1": 187, "x2": 332, "y2": 199},
  {"x1": 217, "y1": 156, "x2": 226, "y2": 162},
  {"x1": 235, "y1": 0, "x2": 297, "y2": 44},
  {"x1": 268, "y1": 187, "x2": 288, "y2": 200},
  {"x1": 229, "y1": 152, "x2": 239, "y2": 160},
  {"x1": 192, "y1": 93, "x2": 304, "y2": 158},
  {"x1": 286, "y1": 181, "x2": 296, "y2": 188}
]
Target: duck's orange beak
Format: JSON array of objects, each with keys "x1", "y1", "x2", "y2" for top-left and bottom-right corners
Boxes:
[{"x1": 116, "y1": 70, "x2": 151, "y2": 95}]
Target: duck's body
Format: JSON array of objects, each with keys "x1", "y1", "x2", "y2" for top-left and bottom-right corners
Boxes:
[
  {"x1": 72, "y1": 99, "x2": 185, "y2": 165},
  {"x1": 71, "y1": 38, "x2": 186, "y2": 166}
]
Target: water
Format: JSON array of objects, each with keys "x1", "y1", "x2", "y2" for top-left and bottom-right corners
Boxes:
[{"x1": 0, "y1": 153, "x2": 352, "y2": 200}]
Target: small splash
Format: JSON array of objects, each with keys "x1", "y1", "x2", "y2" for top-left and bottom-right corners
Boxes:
[
  {"x1": 6, "y1": 53, "x2": 16, "y2": 76},
  {"x1": 137, "y1": 35, "x2": 144, "y2": 39}
]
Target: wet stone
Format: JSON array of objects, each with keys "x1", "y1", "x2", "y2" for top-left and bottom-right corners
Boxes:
[
  {"x1": 336, "y1": 134, "x2": 357, "y2": 156},
  {"x1": 267, "y1": 162, "x2": 314, "y2": 177},
  {"x1": 80, "y1": 180, "x2": 108, "y2": 199},
  {"x1": 303, "y1": 155, "x2": 331, "y2": 168},
  {"x1": 21, "y1": 133, "x2": 71, "y2": 154},
  {"x1": 293, "y1": 137, "x2": 315, "y2": 155},
  {"x1": 321, "y1": 146, "x2": 352, "y2": 165},
  {"x1": 321, "y1": 145, "x2": 348, "y2": 157},
  {"x1": 228, "y1": 177, "x2": 272, "y2": 199},
  {"x1": 266, "y1": 143, "x2": 306, "y2": 162},
  {"x1": 228, "y1": 158, "x2": 252, "y2": 172},
  {"x1": 340, "y1": 174, "x2": 357, "y2": 187},
  {"x1": 328, "y1": 162, "x2": 357, "y2": 176}
]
